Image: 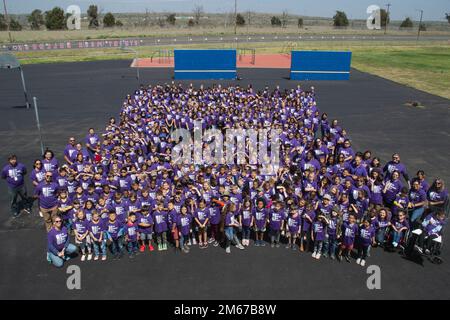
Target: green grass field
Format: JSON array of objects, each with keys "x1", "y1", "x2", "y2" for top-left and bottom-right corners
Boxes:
[{"x1": 10, "y1": 40, "x2": 450, "y2": 99}]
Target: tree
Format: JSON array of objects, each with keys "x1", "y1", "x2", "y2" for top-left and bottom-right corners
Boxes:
[
  {"x1": 9, "y1": 18, "x2": 22, "y2": 31},
  {"x1": 333, "y1": 10, "x2": 349, "y2": 27},
  {"x1": 0, "y1": 14, "x2": 7, "y2": 31},
  {"x1": 45, "y1": 7, "x2": 66, "y2": 30},
  {"x1": 281, "y1": 10, "x2": 289, "y2": 28},
  {"x1": 166, "y1": 13, "x2": 176, "y2": 26},
  {"x1": 380, "y1": 9, "x2": 390, "y2": 27},
  {"x1": 271, "y1": 16, "x2": 281, "y2": 27},
  {"x1": 87, "y1": 5, "x2": 99, "y2": 28},
  {"x1": 28, "y1": 9, "x2": 45, "y2": 30},
  {"x1": 193, "y1": 5, "x2": 203, "y2": 25},
  {"x1": 103, "y1": 12, "x2": 116, "y2": 27},
  {"x1": 445, "y1": 13, "x2": 449, "y2": 24},
  {"x1": 187, "y1": 19, "x2": 195, "y2": 27},
  {"x1": 400, "y1": 17, "x2": 413, "y2": 28},
  {"x1": 298, "y1": 18, "x2": 304, "y2": 28},
  {"x1": 236, "y1": 13, "x2": 245, "y2": 26},
  {"x1": 115, "y1": 20, "x2": 123, "y2": 27},
  {"x1": 419, "y1": 23, "x2": 426, "y2": 31}
]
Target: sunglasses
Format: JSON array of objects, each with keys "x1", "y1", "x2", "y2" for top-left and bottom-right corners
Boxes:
[{"x1": 55, "y1": 220, "x2": 62, "y2": 223}]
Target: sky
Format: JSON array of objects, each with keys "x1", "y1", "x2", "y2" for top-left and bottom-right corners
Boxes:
[{"x1": 5, "y1": 0, "x2": 450, "y2": 21}]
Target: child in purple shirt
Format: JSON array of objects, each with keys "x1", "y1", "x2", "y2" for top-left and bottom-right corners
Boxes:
[
  {"x1": 73, "y1": 210, "x2": 92, "y2": 261},
  {"x1": 89, "y1": 211, "x2": 106, "y2": 261},
  {"x1": 153, "y1": 201, "x2": 169, "y2": 251},
  {"x1": 137, "y1": 206, "x2": 154, "y2": 252},
  {"x1": 124, "y1": 213, "x2": 139, "y2": 258},
  {"x1": 338, "y1": 214, "x2": 358, "y2": 262},
  {"x1": 357, "y1": 219, "x2": 375, "y2": 267},
  {"x1": 312, "y1": 214, "x2": 329, "y2": 259},
  {"x1": 177, "y1": 205, "x2": 193, "y2": 253},
  {"x1": 240, "y1": 199, "x2": 254, "y2": 246}
]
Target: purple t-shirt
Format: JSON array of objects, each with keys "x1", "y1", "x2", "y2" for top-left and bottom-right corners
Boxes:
[
  {"x1": 152, "y1": 210, "x2": 168, "y2": 233},
  {"x1": 89, "y1": 220, "x2": 105, "y2": 239},
  {"x1": 74, "y1": 219, "x2": 89, "y2": 235},
  {"x1": 313, "y1": 220, "x2": 326, "y2": 241},
  {"x1": 34, "y1": 181, "x2": 59, "y2": 209},
  {"x1": 1, "y1": 163, "x2": 26, "y2": 188},
  {"x1": 105, "y1": 220, "x2": 122, "y2": 240},
  {"x1": 124, "y1": 222, "x2": 138, "y2": 242},
  {"x1": 269, "y1": 209, "x2": 286, "y2": 231},
  {"x1": 241, "y1": 208, "x2": 253, "y2": 227},
  {"x1": 194, "y1": 208, "x2": 210, "y2": 225},
  {"x1": 342, "y1": 222, "x2": 358, "y2": 246},
  {"x1": 359, "y1": 226, "x2": 375, "y2": 247},
  {"x1": 177, "y1": 214, "x2": 192, "y2": 236},
  {"x1": 47, "y1": 226, "x2": 69, "y2": 255},
  {"x1": 137, "y1": 213, "x2": 154, "y2": 234},
  {"x1": 287, "y1": 214, "x2": 301, "y2": 233},
  {"x1": 253, "y1": 207, "x2": 268, "y2": 229}
]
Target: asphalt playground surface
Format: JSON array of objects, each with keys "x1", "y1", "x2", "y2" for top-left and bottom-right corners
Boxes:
[{"x1": 0, "y1": 60, "x2": 449, "y2": 300}]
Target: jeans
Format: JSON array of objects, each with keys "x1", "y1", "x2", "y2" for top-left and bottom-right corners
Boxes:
[
  {"x1": 76, "y1": 236, "x2": 91, "y2": 254},
  {"x1": 92, "y1": 240, "x2": 106, "y2": 257},
  {"x1": 323, "y1": 236, "x2": 337, "y2": 256},
  {"x1": 376, "y1": 227, "x2": 388, "y2": 244},
  {"x1": 410, "y1": 207, "x2": 425, "y2": 223},
  {"x1": 127, "y1": 240, "x2": 138, "y2": 253},
  {"x1": 269, "y1": 229, "x2": 281, "y2": 244},
  {"x1": 109, "y1": 237, "x2": 124, "y2": 255},
  {"x1": 392, "y1": 231, "x2": 404, "y2": 244},
  {"x1": 156, "y1": 231, "x2": 167, "y2": 245},
  {"x1": 224, "y1": 226, "x2": 240, "y2": 247},
  {"x1": 8, "y1": 185, "x2": 32, "y2": 216},
  {"x1": 313, "y1": 240, "x2": 323, "y2": 253},
  {"x1": 242, "y1": 226, "x2": 251, "y2": 240},
  {"x1": 180, "y1": 234, "x2": 189, "y2": 247},
  {"x1": 48, "y1": 244, "x2": 77, "y2": 268},
  {"x1": 358, "y1": 245, "x2": 370, "y2": 259}
]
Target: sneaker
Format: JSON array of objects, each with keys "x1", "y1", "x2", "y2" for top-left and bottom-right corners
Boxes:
[
  {"x1": 149, "y1": 244, "x2": 155, "y2": 252},
  {"x1": 360, "y1": 259, "x2": 366, "y2": 267},
  {"x1": 271, "y1": 243, "x2": 275, "y2": 248},
  {"x1": 345, "y1": 255, "x2": 350, "y2": 263},
  {"x1": 255, "y1": 241, "x2": 260, "y2": 247},
  {"x1": 260, "y1": 241, "x2": 266, "y2": 247},
  {"x1": 323, "y1": 253, "x2": 329, "y2": 258},
  {"x1": 94, "y1": 256, "x2": 99, "y2": 261},
  {"x1": 337, "y1": 255, "x2": 342, "y2": 262},
  {"x1": 87, "y1": 254, "x2": 92, "y2": 261},
  {"x1": 316, "y1": 253, "x2": 321, "y2": 260},
  {"x1": 208, "y1": 238, "x2": 215, "y2": 244},
  {"x1": 81, "y1": 254, "x2": 86, "y2": 262},
  {"x1": 356, "y1": 258, "x2": 361, "y2": 265},
  {"x1": 139, "y1": 245, "x2": 145, "y2": 252},
  {"x1": 203, "y1": 243, "x2": 208, "y2": 249},
  {"x1": 392, "y1": 242, "x2": 398, "y2": 248},
  {"x1": 330, "y1": 254, "x2": 336, "y2": 260},
  {"x1": 225, "y1": 246, "x2": 231, "y2": 254},
  {"x1": 163, "y1": 243, "x2": 168, "y2": 251},
  {"x1": 213, "y1": 241, "x2": 219, "y2": 247},
  {"x1": 182, "y1": 247, "x2": 189, "y2": 253},
  {"x1": 312, "y1": 251, "x2": 317, "y2": 258},
  {"x1": 275, "y1": 243, "x2": 280, "y2": 248},
  {"x1": 102, "y1": 256, "x2": 107, "y2": 261},
  {"x1": 23, "y1": 208, "x2": 31, "y2": 214},
  {"x1": 157, "y1": 244, "x2": 162, "y2": 251},
  {"x1": 199, "y1": 243, "x2": 205, "y2": 249},
  {"x1": 192, "y1": 238, "x2": 197, "y2": 245},
  {"x1": 129, "y1": 253, "x2": 135, "y2": 259},
  {"x1": 292, "y1": 245, "x2": 297, "y2": 251},
  {"x1": 285, "y1": 244, "x2": 291, "y2": 249},
  {"x1": 236, "y1": 244, "x2": 244, "y2": 250}
]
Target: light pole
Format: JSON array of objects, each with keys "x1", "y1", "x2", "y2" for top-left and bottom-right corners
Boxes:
[
  {"x1": 384, "y1": 3, "x2": 391, "y2": 35},
  {"x1": 121, "y1": 44, "x2": 140, "y2": 83},
  {"x1": 234, "y1": 0, "x2": 237, "y2": 35},
  {"x1": 417, "y1": 9, "x2": 423, "y2": 41},
  {"x1": 2, "y1": 0, "x2": 12, "y2": 43}
]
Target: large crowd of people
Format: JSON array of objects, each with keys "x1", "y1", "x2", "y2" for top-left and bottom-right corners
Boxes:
[{"x1": 2, "y1": 83, "x2": 448, "y2": 268}]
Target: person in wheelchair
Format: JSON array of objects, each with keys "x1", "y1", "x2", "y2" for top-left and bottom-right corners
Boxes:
[
  {"x1": 389, "y1": 210, "x2": 409, "y2": 248},
  {"x1": 414, "y1": 210, "x2": 447, "y2": 255}
]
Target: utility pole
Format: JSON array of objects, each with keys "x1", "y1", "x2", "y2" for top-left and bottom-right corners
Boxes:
[
  {"x1": 2, "y1": 0, "x2": 12, "y2": 43},
  {"x1": 234, "y1": 0, "x2": 237, "y2": 35},
  {"x1": 417, "y1": 9, "x2": 423, "y2": 41},
  {"x1": 384, "y1": 3, "x2": 391, "y2": 34}
]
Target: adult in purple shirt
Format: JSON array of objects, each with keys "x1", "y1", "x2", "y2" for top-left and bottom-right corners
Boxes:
[
  {"x1": 34, "y1": 171, "x2": 60, "y2": 231},
  {"x1": 47, "y1": 217, "x2": 77, "y2": 268},
  {"x1": 86, "y1": 128, "x2": 100, "y2": 160},
  {"x1": 427, "y1": 178, "x2": 448, "y2": 213},
  {"x1": 382, "y1": 171, "x2": 403, "y2": 206},
  {"x1": 63, "y1": 137, "x2": 77, "y2": 165},
  {"x1": 42, "y1": 150, "x2": 59, "y2": 173},
  {"x1": 1, "y1": 155, "x2": 33, "y2": 217},
  {"x1": 383, "y1": 153, "x2": 410, "y2": 186}
]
